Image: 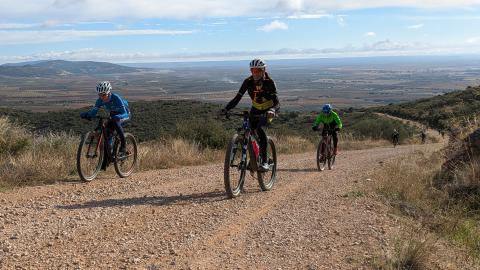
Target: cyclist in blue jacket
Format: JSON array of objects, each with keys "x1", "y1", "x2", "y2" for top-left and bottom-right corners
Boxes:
[{"x1": 80, "y1": 81, "x2": 130, "y2": 157}]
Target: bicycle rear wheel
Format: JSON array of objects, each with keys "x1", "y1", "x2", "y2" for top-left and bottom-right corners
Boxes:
[
  {"x1": 316, "y1": 139, "x2": 327, "y2": 171},
  {"x1": 258, "y1": 137, "x2": 277, "y2": 191},
  {"x1": 224, "y1": 134, "x2": 247, "y2": 198},
  {"x1": 114, "y1": 133, "x2": 138, "y2": 178},
  {"x1": 77, "y1": 131, "x2": 104, "y2": 182}
]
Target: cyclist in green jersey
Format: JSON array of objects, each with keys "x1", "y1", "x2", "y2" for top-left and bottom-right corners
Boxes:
[{"x1": 312, "y1": 104, "x2": 343, "y2": 155}]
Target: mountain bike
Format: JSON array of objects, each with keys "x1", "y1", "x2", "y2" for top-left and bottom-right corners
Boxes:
[
  {"x1": 223, "y1": 110, "x2": 277, "y2": 198},
  {"x1": 77, "y1": 116, "x2": 138, "y2": 182},
  {"x1": 316, "y1": 126, "x2": 336, "y2": 171}
]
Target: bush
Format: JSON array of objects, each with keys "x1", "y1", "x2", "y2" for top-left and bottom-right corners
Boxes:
[
  {"x1": 175, "y1": 118, "x2": 230, "y2": 149},
  {"x1": 0, "y1": 117, "x2": 31, "y2": 156}
]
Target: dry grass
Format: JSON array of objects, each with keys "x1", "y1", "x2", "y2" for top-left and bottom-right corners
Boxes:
[
  {"x1": 273, "y1": 133, "x2": 391, "y2": 154},
  {"x1": 273, "y1": 135, "x2": 315, "y2": 154},
  {"x1": 374, "y1": 232, "x2": 432, "y2": 270},
  {"x1": 0, "y1": 117, "x2": 31, "y2": 156},
  {"x1": 373, "y1": 129, "x2": 480, "y2": 262},
  {"x1": 138, "y1": 139, "x2": 223, "y2": 170},
  {"x1": 0, "y1": 117, "x2": 225, "y2": 188},
  {"x1": 0, "y1": 117, "x2": 395, "y2": 189},
  {"x1": 339, "y1": 133, "x2": 390, "y2": 151},
  {"x1": 0, "y1": 117, "x2": 78, "y2": 188},
  {"x1": 376, "y1": 151, "x2": 444, "y2": 212}
]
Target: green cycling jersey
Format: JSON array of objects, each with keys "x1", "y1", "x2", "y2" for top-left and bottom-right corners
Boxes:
[{"x1": 312, "y1": 111, "x2": 343, "y2": 129}]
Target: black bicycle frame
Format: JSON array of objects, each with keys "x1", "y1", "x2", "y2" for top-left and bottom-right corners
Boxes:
[
  {"x1": 229, "y1": 111, "x2": 265, "y2": 172},
  {"x1": 320, "y1": 126, "x2": 335, "y2": 153},
  {"x1": 90, "y1": 117, "x2": 117, "y2": 164}
]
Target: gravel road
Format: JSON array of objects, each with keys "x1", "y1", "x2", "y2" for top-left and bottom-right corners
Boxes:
[{"x1": 0, "y1": 144, "x2": 462, "y2": 269}]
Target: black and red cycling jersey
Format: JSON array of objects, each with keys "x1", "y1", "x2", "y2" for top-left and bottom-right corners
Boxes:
[{"x1": 225, "y1": 72, "x2": 280, "y2": 112}]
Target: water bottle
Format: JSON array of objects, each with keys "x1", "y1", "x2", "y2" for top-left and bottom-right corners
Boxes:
[{"x1": 252, "y1": 139, "x2": 259, "y2": 159}]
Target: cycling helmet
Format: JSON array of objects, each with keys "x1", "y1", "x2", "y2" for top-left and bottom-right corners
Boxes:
[
  {"x1": 96, "y1": 81, "x2": 112, "y2": 95},
  {"x1": 249, "y1": 58, "x2": 266, "y2": 69},
  {"x1": 322, "y1": 104, "x2": 332, "y2": 113}
]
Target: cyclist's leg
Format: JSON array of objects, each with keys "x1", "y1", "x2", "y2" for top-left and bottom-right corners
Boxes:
[
  {"x1": 113, "y1": 119, "x2": 127, "y2": 150},
  {"x1": 250, "y1": 108, "x2": 268, "y2": 166},
  {"x1": 256, "y1": 125, "x2": 267, "y2": 162},
  {"x1": 329, "y1": 122, "x2": 339, "y2": 154}
]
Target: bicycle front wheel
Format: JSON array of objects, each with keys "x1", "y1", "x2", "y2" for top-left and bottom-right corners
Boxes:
[
  {"x1": 77, "y1": 131, "x2": 104, "y2": 182},
  {"x1": 224, "y1": 134, "x2": 247, "y2": 198},
  {"x1": 316, "y1": 139, "x2": 327, "y2": 171},
  {"x1": 258, "y1": 137, "x2": 277, "y2": 191},
  {"x1": 327, "y1": 137, "x2": 336, "y2": 170},
  {"x1": 114, "y1": 133, "x2": 138, "y2": 178}
]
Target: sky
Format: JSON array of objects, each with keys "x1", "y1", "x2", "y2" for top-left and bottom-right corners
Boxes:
[{"x1": 1, "y1": 0, "x2": 480, "y2": 63}]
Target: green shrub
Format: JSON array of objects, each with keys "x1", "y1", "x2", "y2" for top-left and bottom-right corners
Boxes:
[{"x1": 175, "y1": 118, "x2": 230, "y2": 149}]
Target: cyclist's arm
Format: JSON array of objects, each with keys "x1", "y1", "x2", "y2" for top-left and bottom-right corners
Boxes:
[
  {"x1": 312, "y1": 113, "x2": 324, "y2": 128},
  {"x1": 86, "y1": 98, "x2": 102, "y2": 118},
  {"x1": 225, "y1": 79, "x2": 248, "y2": 111},
  {"x1": 270, "y1": 80, "x2": 280, "y2": 112},
  {"x1": 332, "y1": 111, "x2": 343, "y2": 129}
]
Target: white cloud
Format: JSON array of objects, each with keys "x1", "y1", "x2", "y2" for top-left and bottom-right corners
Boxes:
[
  {"x1": 365, "y1": 32, "x2": 377, "y2": 37},
  {"x1": 257, "y1": 20, "x2": 288, "y2": 32},
  {"x1": 0, "y1": 23, "x2": 39, "y2": 29},
  {"x1": 287, "y1": 13, "x2": 332, "y2": 19},
  {"x1": 336, "y1": 15, "x2": 347, "y2": 27},
  {"x1": 408, "y1": 23, "x2": 424, "y2": 29},
  {"x1": 467, "y1": 37, "x2": 480, "y2": 43},
  {"x1": 0, "y1": 29, "x2": 195, "y2": 45},
  {"x1": 1, "y1": 1, "x2": 480, "y2": 21},
  {"x1": 2, "y1": 39, "x2": 478, "y2": 64}
]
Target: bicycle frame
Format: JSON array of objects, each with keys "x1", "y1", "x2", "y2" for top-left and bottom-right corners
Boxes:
[
  {"x1": 239, "y1": 112, "x2": 259, "y2": 172},
  {"x1": 87, "y1": 117, "x2": 118, "y2": 164},
  {"x1": 227, "y1": 111, "x2": 266, "y2": 172},
  {"x1": 319, "y1": 126, "x2": 335, "y2": 157}
]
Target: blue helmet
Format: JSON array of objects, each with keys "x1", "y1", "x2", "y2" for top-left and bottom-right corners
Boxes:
[{"x1": 322, "y1": 104, "x2": 332, "y2": 113}]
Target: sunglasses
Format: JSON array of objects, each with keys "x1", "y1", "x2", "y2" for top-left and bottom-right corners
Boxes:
[{"x1": 250, "y1": 68, "x2": 264, "y2": 73}]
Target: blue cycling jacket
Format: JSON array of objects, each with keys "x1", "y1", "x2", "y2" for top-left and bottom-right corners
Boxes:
[{"x1": 87, "y1": 93, "x2": 130, "y2": 121}]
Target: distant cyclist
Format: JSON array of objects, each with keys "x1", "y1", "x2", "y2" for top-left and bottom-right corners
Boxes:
[
  {"x1": 312, "y1": 104, "x2": 343, "y2": 155},
  {"x1": 80, "y1": 81, "x2": 131, "y2": 157},
  {"x1": 421, "y1": 130, "x2": 427, "y2": 144},
  {"x1": 222, "y1": 58, "x2": 280, "y2": 171},
  {"x1": 392, "y1": 129, "x2": 400, "y2": 146}
]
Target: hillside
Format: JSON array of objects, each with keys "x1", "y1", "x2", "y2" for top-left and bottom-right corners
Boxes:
[
  {"x1": 373, "y1": 85, "x2": 480, "y2": 131},
  {"x1": 0, "y1": 60, "x2": 142, "y2": 77},
  {"x1": 0, "y1": 100, "x2": 417, "y2": 145}
]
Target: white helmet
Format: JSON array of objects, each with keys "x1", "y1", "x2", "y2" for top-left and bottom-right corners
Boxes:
[
  {"x1": 249, "y1": 58, "x2": 266, "y2": 69},
  {"x1": 96, "y1": 81, "x2": 112, "y2": 95}
]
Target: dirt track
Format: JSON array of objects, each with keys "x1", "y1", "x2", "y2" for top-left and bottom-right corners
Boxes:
[{"x1": 0, "y1": 143, "x2": 462, "y2": 269}]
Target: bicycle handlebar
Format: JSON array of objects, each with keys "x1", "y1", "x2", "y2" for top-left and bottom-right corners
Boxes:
[
  {"x1": 223, "y1": 110, "x2": 269, "y2": 120},
  {"x1": 81, "y1": 115, "x2": 112, "y2": 122}
]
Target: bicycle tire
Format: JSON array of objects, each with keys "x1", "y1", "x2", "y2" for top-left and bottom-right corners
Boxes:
[
  {"x1": 77, "y1": 131, "x2": 104, "y2": 182},
  {"x1": 316, "y1": 138, "x2": 327, "y2": 171},
  {"x1": 224, "y1": 134, "x2": 247, "y2": 198},
  {"x1": 113, "y1": 133, "x2": 138, "y2": 178},
  {"x1": 328, "y1": 137, "x2": 335, "y2": 170},
  {"x1": 258, "y1": 137, "x2": 277, "y2": 191}
]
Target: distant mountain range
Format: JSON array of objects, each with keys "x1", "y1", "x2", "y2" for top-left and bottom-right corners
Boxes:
[{"x1": 0, "y1": 60, "x2": 143, "y2": 77}]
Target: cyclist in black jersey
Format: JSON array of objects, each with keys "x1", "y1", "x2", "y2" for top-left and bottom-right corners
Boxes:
[{"x1": 223, "y1": 58, "x2": 280, "y2": 171}]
